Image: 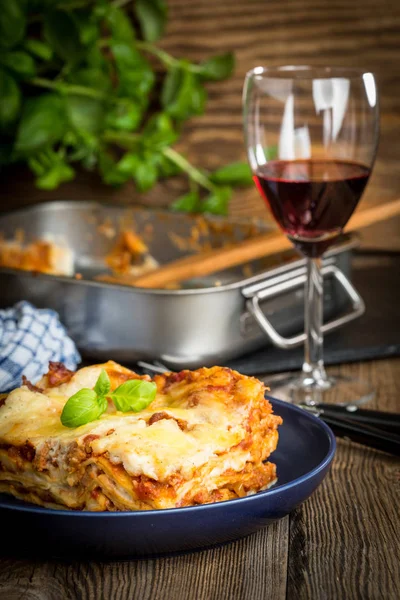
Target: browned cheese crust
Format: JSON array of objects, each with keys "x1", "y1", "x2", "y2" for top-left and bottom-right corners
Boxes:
[{"x1": 0, "y1": 362, "x2": 282, "y2": 511}]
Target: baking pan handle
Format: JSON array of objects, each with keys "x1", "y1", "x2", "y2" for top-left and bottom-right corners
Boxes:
[{"x1": 244, "y1": 264, "x2": 365, "y2": 349}]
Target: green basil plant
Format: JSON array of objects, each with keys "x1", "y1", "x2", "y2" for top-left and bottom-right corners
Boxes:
[{"x1": 0, "y1": 0, "x2": 252, "y2": 215}]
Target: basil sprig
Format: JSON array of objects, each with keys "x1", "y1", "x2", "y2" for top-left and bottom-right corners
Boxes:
[
  {"x1": 0, "y1": 2, "x2": 252, "y2": 215},
  {"x1": 60, "y1": 369, "x2": 157, "y2": 428}
]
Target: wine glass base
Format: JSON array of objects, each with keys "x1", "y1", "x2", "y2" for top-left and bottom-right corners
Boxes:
[{"x1": 265, "y1": 373, "x2": 375, "y2": 407}]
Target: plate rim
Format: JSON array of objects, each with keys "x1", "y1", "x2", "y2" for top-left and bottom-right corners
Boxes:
[{"x1": 0, "y1": 397, "x2": 336, "y2": 517}]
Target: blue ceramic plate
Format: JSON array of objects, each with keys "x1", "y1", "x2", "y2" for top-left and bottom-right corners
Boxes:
[{"x1": 0, "y1": 398, "x2": 335, "y2": 558}]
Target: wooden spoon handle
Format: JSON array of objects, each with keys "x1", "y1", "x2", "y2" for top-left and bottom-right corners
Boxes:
[
  {"x1": 132, "y1": 198, "x2": 400, "y2": 289},
  {"x1": 131, "y1": 231, "x2": 289, "y2": 288}
]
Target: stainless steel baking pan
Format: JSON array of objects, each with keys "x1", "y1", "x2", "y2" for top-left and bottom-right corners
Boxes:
[{"x1": 0, "y1": 201, "x2": 363, "y2": 369}]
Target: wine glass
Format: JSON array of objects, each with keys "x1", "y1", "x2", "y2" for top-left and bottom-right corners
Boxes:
[{"x1": 243, "y1": 66, "x2": 379, "y2": 406}]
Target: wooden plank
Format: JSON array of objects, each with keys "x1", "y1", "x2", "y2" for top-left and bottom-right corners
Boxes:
[
  {"x1": 2, "y1": 0, "x2": 400, "y2": 252},
  {"x1": 286, "y1": 359, "x2": 400, "y2": 599},
  {"x1": 0, "y1": 519, "x2": 289, "y2": 600}
]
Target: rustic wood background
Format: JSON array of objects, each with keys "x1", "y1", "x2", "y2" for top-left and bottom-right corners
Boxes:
[
  {"x1": 0, "y1": 1, "x2": 399, "y2": 598},
  {"x1": 1, "y1": 0, "x2": 399, "y2": 249},
  {"x1": 0, "y1": 358, "x2": 399, "y2": 600}
]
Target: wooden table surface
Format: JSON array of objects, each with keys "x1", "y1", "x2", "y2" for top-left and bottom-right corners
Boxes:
[
  {"x1": 2, "y1": 0, "x2": 400, "y2": 252},
  {"x1": 1, "y1": 0, "x2": 399, "y2": 598},
  {"x1": 0, "y1": 361, "x2": 399, "y2": 600}
]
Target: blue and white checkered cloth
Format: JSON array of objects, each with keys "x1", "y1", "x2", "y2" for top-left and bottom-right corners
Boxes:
[{"x1": 0, "y1": 301, "x2": 81, "y2": 393}]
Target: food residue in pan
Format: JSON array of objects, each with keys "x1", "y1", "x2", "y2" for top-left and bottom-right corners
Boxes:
[
  {"x1": 0, "y1": 234, "x2": 74, "y2": 277},
  {"x1": 103, "y1": 230, "x2": 159, "y2": 276},
  {"x1": 0, "y1": 211, "x2": 275, "y2": 289}
]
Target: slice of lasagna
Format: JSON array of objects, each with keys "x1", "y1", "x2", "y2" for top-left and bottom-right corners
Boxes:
[
  {"x1": 0, "y1": 235, "x2": 74, "y2": 276},
  {"x1": 0, "y1": 361, "x2": 282, "y2": 511}
]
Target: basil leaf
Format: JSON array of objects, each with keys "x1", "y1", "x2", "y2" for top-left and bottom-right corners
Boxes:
[
  {"x1": 134, "y1": 160, "x2": 158, "y2": 192},
  {"x1": 71, "y1": 10, "x2": 99, "y2": 46},
  {"x1": 69, "y1": 67, "x2": 111, "y2": 93},
  {"x1": 106, "y1": 6, "x2": 135, "y2": 43},
  {"x1": 158, "y1": 153, "x2": 181, "y2": 177},
  {"x1": 117, "y1": 152, "x2": 141, "y2": 176},
  {"x1": 66, "y1": 95, "x2": 105, "y2": 135},
  {"x1": 61, "y1": 389, "x2": 104, "y2": 428},
  {"x1": 111, "y1": 380, "x2": 157, "y2": 413},
  {"x1": 15, "y1": 94, "x2": 67, "y2": 153},
  {"x1": 28, "y1": 157, "x2": 45, "y2": 176},
  {"x1": 24, "y1": 39, "x2": 53, "y2": 62},
  {"x1": 106, "y1": 99, "x2": 142, "y2": 132},
  {"x1": 171, "y1": 191, "x2": 201, "y2": 213},
  {"x1": 143, "y1": 113, "x2": 177, "y2": 149},
  {"x1": 0, "y1": 1, "x2": 26, "y2": 49},
  {"x1": 111, "y1": 42, "x2": 155, "y2": 100},
  {"x1": 86, "y1": 44, "x2": 108, "y2": 70},
  {"x1": 43, "y1": 10, "x2": 84, "y2": 64},
  {"x1": 94, "y1": 369, "x2": 111, "y2": 398},
  {"x1": 163, "y1": 68, "x2": 194, "y2": 120},
  {"x1": 0, "y1": 68, "x2": 20, "y2": 129},
  {"x1": 201, "y1": 186, "x2": 232, "y2": 216},
  {"x1": 165, "y1": 67, "x2": 191, "y2": 118},
  {"x1": 144, "y1": 112, "x2": 173, "y2": 136},
  {"x1": 210, "y1": 162, "x2": 253, "y2": 187},
  {"x1": 35, "y1": 162, "x2": 75, "y2": 190},
  {"x1": 161, "y1": 66, "x2": 182, "y2": 108},
  {"x1": 99, "y1": 151, "x2": 131, "y2": 186},
  {"x1": 190, "y1": 79, "x2": 207, "y2": 115},
  {"x1": 98, "y1": 393, "x2": 108, "y2": 415},
  {"x1": 163, "y1": 67, "x2": 205, "y2": 121},
  {"x1": 198, "y1": 53, "x2": 234, "y2": 81},
  {"x1": 92, "y1": 1, "x2": 108, "y2": 20},
  {"x1": 134, "y1": 0, "x2": 167, "y2": 43},
  {"x1": 0, "y1": 51, "x2": 36, "y2": 79}
]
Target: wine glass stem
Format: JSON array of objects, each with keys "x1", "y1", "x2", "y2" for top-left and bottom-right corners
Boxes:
[{"x1": 302, "y1": 257, "x2": 329, "y2": 387}]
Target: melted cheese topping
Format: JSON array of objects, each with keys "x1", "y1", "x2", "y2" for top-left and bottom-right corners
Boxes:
[
  {"x1": 0, "y1": 365, "x2": 247, "y2": 481},
  {"x1": 0, "y1": 362, "x2": 282, "y2": 511}
]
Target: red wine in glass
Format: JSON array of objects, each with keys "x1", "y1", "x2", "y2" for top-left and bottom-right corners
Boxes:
[
  {"x1": 254, "y1": 159, "x2": 371, "y2": 257},
  {"x1": 243, "y1": 65, "x2": 379, "y2": 406}
]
